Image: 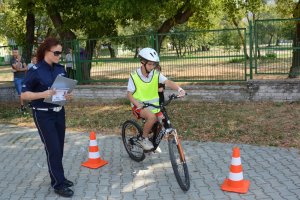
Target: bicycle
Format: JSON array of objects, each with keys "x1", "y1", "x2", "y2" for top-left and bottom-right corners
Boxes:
[{"x1": 121, "y1": 94, "x2": 190, "y2": 191}]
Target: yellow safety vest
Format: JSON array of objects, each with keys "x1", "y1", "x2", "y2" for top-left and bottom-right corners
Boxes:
[{"x1": 131, "y1": 70, "x2": 160, "y2": 113}]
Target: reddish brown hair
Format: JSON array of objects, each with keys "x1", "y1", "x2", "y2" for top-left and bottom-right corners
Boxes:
[{"x1": 37, "y1": 37, "x2": 61, "y2": 62}]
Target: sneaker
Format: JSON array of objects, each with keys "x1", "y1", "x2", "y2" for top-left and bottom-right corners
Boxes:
[
  {"x1": 154, "y1": 146, "x2": 162, "y2": 153},
  {"x1": 137, "y1": 137, "x2": 154, "y2": 150}
]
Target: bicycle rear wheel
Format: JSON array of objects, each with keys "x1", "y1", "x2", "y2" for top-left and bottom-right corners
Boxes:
[
  {"x1": 168, "y1": 132, "x2": 190, "y2": 191},
  {"x1": 122, "y1": 120, "x2": 145, "y2": 162}
]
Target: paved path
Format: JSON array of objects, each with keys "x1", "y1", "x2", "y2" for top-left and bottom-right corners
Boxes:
[{"x1": 1, "y1": 124, "x2": 300, "y2": 200}]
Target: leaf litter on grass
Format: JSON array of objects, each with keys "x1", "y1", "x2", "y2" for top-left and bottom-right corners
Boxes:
[{"x1": 1, "y1": 100, "x2": 300, "y2": 148}]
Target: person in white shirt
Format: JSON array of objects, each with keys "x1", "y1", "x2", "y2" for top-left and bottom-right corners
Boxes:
[
  {"x1": 27, "y1": 54, "x2": 37, "y2": 70},
  {"x1": 65, "y1": 48, "x2": 74, "y2": 78}
]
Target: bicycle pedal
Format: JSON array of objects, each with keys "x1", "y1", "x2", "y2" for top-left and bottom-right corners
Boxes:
[{"x1": 143, "y1": 149, "x2": 152, "y2": 153}]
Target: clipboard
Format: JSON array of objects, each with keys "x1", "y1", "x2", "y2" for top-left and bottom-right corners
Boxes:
[{"x1": 44, "y1": 76, "x2": 78, "y2": 106}]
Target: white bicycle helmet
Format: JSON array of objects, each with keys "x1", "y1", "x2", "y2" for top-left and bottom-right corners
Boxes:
[{"x1": 138, "y1": 47, "x2": 160, "y2": 62}]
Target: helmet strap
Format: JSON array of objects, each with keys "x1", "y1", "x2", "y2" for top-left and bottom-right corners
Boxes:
[{"x1": 142, "y1": 61, "x2": 151, "y2": 75}]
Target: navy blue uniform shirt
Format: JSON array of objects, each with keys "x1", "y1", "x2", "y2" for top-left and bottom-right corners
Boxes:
[{"x1": 22, "y1": 60, "x2": 67, "y2": 108}]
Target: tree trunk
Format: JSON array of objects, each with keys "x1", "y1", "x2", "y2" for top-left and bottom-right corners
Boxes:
[
  {"x1": 46, "y1": 27, "x2": 53, "y2": 37},
  {"x1": 232, "y1": 18, "x2": 249, "y2": 59},
  {"x1": 156, "y1": 0, "x2": 194, "y2": 52},
  {"x1": 289, "y1": 1, "x2": 300, "y2": 78},
  {"x1": 276, "y1": 38, "x2": 280, "y2": 46},
  {"x1": 267, "y1": 34, "x2": 274, "y2": 47},
  {"x1": 134, "y1": 47, "x2": 139, "y2": 59},
  {"x1": 81, "y1": 39, "x2": 97, "y2": 80},
  {"x1": 107, "y1": 44, "x2": 116, "y2": 58},
  {"x1": 24, "y1": 1, "x2": 35, "y2": 63},
  {"x1": 45, "y1": 3, "x2": 76, "y2": 42},
  {"x1": 173, "y1": 41, "x2": 179, "y2": 57}
]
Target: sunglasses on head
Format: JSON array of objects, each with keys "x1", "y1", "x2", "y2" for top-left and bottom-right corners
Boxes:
[{"x1": 50, "y1": 50, "x2": 62, "y2": 56}]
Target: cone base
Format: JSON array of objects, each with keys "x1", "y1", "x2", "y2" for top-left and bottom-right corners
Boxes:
[
  {"x1": 81, "y1": 159, "x2": 108, "y2": 169},
  {"x1": 221, "y1": 179, "x2": 250, "y2": 194}
]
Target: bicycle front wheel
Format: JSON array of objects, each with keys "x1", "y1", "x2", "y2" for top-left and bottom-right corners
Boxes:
[
  {"x1": 122, "y1": 120, "x2": 145, "y2": 162},
  {"x1": 168, "y1": 133, "x2": 190, "y2": 191}
]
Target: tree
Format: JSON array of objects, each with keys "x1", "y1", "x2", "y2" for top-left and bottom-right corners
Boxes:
[
  {"x1": 288, "y1": 0, "x2": 300, "y2": 78},
  {"x1": 0, "y1": 2, "x2": 26, "y2": 46},
  {"x1": 18, "y1": 0, "x2": 35, "y2": 63},
  {"x1": 43, "y1": 1, "x2": 76, "y2": 42},
  {"x1": 222, "y1": 0, "x2": 250, "y2": 58},
  {"x1": 156, "y1": 0, "x2": 194, "y2": 51},
  {"x1": 276, "y1": 0, "x2": 300, "y2": 77}
]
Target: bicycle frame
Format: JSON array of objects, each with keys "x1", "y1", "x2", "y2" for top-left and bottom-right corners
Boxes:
[
  {"x1": 142, "y1": 94, "x2": 181, "y2": 150},
  {"x1": 122, "y1": 93, "x2": 190, "y2": 191}
]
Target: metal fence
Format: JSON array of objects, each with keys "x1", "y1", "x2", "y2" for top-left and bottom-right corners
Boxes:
[
  {"x1": 69, "y1": 28, "x2": 247, "y2": 83},
  {"x1": 254, "y1": 18, "x2": 300, "y2": 76},
  {"x1": 1, "y1": 18, "x2": 299, "y2": 83}
]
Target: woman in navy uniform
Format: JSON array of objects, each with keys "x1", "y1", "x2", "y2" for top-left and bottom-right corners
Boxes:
[{"x1": 21, "y1": 37, "x2": 74, "y2": 198}]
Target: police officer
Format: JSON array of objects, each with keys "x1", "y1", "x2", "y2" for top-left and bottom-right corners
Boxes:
[{"x1": 21, "y1": 37, "x2": 74, "y2": 198}]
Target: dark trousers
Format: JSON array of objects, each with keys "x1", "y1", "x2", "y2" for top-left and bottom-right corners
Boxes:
[
  {"x1": 32, "y1": 108, "x2": 66, "y2": 189},
  {"x1": 66, "y1": 68, "x2": 75, "y2": 79}
]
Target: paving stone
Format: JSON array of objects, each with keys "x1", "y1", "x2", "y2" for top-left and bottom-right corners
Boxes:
[{"x1": 1, "y1": 124, "x2": 300, "y2": 200}]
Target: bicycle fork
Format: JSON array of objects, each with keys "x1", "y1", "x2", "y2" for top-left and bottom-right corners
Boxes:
[{"x1": 168, "y1": 129, "x2": 186, "y2": 163}]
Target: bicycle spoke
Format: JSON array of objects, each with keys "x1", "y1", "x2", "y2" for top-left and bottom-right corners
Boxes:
[{"x1": 122, "y1": 120, "x2": 145, "y2": 162}]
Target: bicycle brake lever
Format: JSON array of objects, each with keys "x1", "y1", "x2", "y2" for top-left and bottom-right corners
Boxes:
[{"x1": 176, "y1": 93, "x2": 188, "y2": 98}]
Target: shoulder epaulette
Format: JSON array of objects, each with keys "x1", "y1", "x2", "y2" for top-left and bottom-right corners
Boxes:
[{"x1": 32, "y1": 65, "x2": 38, "y2": 70}]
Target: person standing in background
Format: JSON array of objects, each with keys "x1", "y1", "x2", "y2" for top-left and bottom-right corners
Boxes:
[
  {"x1": 65, "y1": 48, "x2": 74, "y2": 79},
  {"x1": 10, "y1": 47, "x2": 27, "y2": 112},
  {"x1": 27, "y1": 54, "x2": 37, "y2": 70},
  {"x1": 21, "y1": 37, "x2": 74, "y2": 198}
]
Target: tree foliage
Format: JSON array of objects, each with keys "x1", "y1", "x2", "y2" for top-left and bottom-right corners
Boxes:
[
  {"x1": 0, "y1": 0, "x2": 299, "y2": 78},
  {"x1": 0, "y1": 1, "x2": 26, "y2": 46}
]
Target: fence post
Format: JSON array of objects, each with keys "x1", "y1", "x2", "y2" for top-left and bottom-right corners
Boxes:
[
  {"x1": 249, "y1": 20, "x2": 253, "y2": 80},
  {"x1": 150, "y1": 34, "x2": 155, "y2": 49}
]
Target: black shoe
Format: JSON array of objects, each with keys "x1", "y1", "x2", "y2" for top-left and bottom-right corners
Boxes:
[
  {"x1": 54, "y1": 187, "x2": 74, "y2": 198},
  {"x1": 64, "y1": 179, "x2": 74, "y2": 187}
]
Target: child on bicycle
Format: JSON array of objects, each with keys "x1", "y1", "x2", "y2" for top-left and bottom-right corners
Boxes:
[{"x1": 127, "y1": 47, "x2": 186, "y2": 150}]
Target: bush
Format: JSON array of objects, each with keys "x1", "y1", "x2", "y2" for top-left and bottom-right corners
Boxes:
[
  {"x1": 260, "y1": 52, "x2": 277, "y2": 60},
  {"x1": 0, "y1": 57, "x2": 4, "y2": 65},
  {"x1": 229, "y1": 58, "x2": 245, "y2": 63}
]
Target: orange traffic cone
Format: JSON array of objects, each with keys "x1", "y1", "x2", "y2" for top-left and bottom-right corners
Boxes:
[
  {"x1": 221, "y1": 147, "x2": 250, "y2": 193},
  {"x1": 82, "y1": 131, "x2": 108, "y2": 169}
]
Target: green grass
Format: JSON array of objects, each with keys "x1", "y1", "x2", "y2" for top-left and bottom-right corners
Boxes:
[
  {"x1": 0, "y1": 65, "x2": 13, "y2": 81},
  {"x1": 1, "y1": 100, "x2": 300, "y2": 148}
]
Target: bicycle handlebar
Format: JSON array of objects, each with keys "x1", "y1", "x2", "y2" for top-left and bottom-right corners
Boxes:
[{"x1": 143, "y1": 93, "x2": 187, "y2": 109}]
